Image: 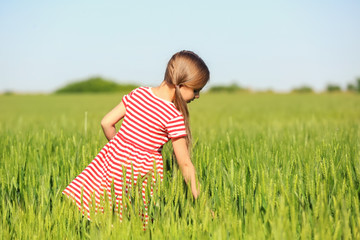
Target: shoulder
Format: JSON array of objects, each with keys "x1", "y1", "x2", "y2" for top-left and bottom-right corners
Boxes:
[
  {"x1": 125, "y1": 87, "x2": 182, "y2": 117},
  {"x1": 135, "y1": 86, "x2": 149, "y2": 92},
  {"x1": 123, "y1": 86, "x2": 149, "y2": 99},
  {"x1": 127, "y1": 86, "x2": 147, "y2": 94}
]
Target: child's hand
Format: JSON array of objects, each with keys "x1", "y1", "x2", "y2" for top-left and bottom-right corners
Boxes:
[
  {"x1": 192, "y1": 188, "x2": 199, "y2": 199},
  {"x1": 191, "y1": 183, "x2": 200, "y2": 199}
]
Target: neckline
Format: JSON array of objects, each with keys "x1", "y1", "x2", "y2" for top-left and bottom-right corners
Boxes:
[{"x1": 148, "y1": 87, "x2": 174, "y2": 105}]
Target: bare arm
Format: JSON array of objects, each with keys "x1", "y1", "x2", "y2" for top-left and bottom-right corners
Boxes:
[
  {"x1": 172, "y1": 137, "x2": 200, "y2": 199},
  {"x1": 101, "y1": 101, "x2": 126, "y2": 141}
]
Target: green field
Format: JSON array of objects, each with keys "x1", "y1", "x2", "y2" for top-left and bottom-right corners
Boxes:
[{"x1": 1, "y1": 92, "x2": 359, "y2": 239}]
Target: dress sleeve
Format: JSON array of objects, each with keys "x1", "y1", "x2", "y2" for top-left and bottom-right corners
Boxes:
[{"x1": 165, "y1": 115, "x2": 187, "y2": 139}]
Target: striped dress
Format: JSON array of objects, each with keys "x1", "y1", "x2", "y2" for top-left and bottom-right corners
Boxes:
[{"x1": 62, "y1": 87, "x2": 186, "y2": 224}]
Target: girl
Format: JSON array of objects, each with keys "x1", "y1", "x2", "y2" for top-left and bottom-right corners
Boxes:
[{"x1": 62, "y1": 50, "x2": 210, "y2": 226}]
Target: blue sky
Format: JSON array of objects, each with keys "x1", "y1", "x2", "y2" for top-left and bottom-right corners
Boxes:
[{"x1": 1, "y1": 0, "x2": 359, "y2": 93}]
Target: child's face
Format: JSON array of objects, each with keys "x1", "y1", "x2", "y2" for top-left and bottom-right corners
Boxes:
[{"x1": 180, "y1": 86, "x2": 200, "y2": 103}]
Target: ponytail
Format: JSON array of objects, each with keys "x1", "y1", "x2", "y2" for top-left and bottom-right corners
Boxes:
[
  {"x1": 164, "y1": 50, "x2": 210, "y2": 151},
  {"x1": 173, "y1": 85, "x2": 192, "y2": 148}
]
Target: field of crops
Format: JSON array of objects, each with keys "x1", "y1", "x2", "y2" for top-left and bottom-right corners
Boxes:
[{"x1": 1, "y1": 92, "x2": 359, "y2": 239}]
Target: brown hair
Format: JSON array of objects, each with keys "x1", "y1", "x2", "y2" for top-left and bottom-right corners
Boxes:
[{"x1": 164, "y1": 50, "x2": 210, "y2": 149}]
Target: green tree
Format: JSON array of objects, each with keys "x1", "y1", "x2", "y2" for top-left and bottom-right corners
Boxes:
[
  {"x1": 55, "y1": 76, "x2": 138, "y2": 93},
  {"x1": 347, "y1": 83, "x2": 356, "y2": 92},
  {"x1": 326, "y1": 84, "x2": 341, "y2": 92},
  {"x1": 209, "y1": 83, "x2": 247, "y2": 93},
  {"x1": 292, "y1": 85, "x2": 313, "y2": 93},
  {"x1": 346, "y1": 77, "x2": 360, "y2": 93}
]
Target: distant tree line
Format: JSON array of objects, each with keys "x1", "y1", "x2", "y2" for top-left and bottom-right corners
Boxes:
[
  {"x1": 18, "y1": 75, "x2": 360, "y2": 94},
  {"x1": 291, "y1": 77, "x2": 360, "y2": 93},
  {"x1": 208, "y1": 83, "x2": 248, "y2": 93},
  {"x1": 207, "y1": 77, "x2": 360, "y2": 93},
  {"x1": 55, "y1": 77, "x2": 138, "y2": 93},
  {"x1": 346, "y1": 78, "x2": 360, "y2": 92}
]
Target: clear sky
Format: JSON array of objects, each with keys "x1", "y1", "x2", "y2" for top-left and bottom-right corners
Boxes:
[{"x1": 1, "y1": 0, "x2": 359, "y2": 93}]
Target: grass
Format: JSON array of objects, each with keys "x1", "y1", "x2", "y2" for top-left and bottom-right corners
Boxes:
[{"x1": 0, "y1": 92, "x2": 359, "y2": 239}]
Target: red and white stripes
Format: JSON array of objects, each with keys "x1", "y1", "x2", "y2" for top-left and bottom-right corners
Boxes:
[{"x1": 63, "y1": 87, "x2": 187, "y2": 227}]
